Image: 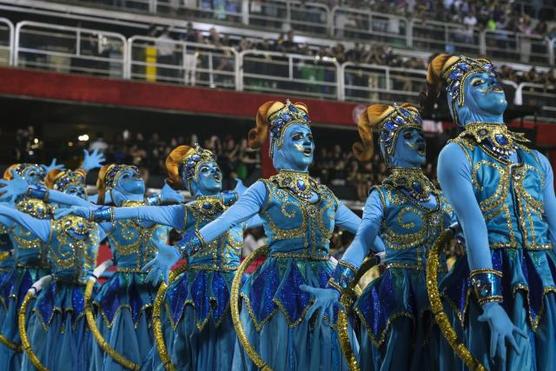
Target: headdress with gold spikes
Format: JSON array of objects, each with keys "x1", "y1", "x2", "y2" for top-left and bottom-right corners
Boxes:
[
  {"x1": 103, "y1": 164, "x2": 139, "y2": 191},
  {"x1": 378, "y1": 104, "x2": 422, "y2": 160}
]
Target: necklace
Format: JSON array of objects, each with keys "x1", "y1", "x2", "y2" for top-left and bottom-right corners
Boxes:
[
  {"x1": 384, "y1": 168, "x2": 437, "y2": 202},
  {"x1": 462, "y1": 123, "x2": 529, "y2": 161},
  {"x1": 271, "y1": 170, "x2": 319, "y2": 201}
]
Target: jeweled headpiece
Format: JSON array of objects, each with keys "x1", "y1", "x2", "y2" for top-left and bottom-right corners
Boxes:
[
  {"x1": 47, "y1": 169, "x2": 86, "y2": 192},
  {"x1": 267, "y1": 100, "x2": 311, "y2": 150},
  {"x1": 354, "y1": 103, "x2": 422, "y2": 165},
  {"x1": 103, "y1": 164, "x2": 139, "y2": 190},
  {"x1": 180, "y1": 145, "x2": 216, "y2": 180},
  {"x1": 441, "y1": 56, "x2": 496, "y2": 107},
  {"x1": 378, "y1": 104, "x2": 422, "y2": 160},
  {"x1": 3, "y1": 163, "x2": 46, "y2": 181}
]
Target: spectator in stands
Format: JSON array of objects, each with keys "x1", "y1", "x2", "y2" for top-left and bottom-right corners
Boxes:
[{"x1": 155, "y1": 27, "x2": 179, "y2": 81}]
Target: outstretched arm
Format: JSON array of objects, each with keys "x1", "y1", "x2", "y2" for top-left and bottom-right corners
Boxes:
[
  {"x1": 112, "y1": 205, "x2": 186, "y2": 230},
  {"x1": 535, "y1": 151, "x2": 556, "y2": 246},
  {"x1": 47, "y1": 189, "x2": 92, "y2": 207},
  {"x1": 199, "y1": 181, "x2": 266, "y2": 242},
  {"x1": 339, "y1": 190, "x2": 384, "y2": 268},
  {"x1": 0, "y1": 205, "x2": 50, "y2": 242},
  {"x1": 437, "y1": 143, "x2": 491, "y2": 270},
  {"x1": 334, "y1": 202, "x2": 362, "y2": 235}
]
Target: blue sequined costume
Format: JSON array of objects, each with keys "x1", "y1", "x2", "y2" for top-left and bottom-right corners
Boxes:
[
  {"x1": 0, "y1": 197, "x2": 51, "y2": 370},
  {"x1": 432, "y1": 54, "x2": 556, "y2": 370},
  {"x1": 91, "y1": 200, "x2": 170, "y2": 371}
]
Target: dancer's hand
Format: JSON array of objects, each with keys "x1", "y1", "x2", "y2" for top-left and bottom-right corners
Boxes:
[
  {"x1": 0, "y1": 172, "x2": 30, "y2": 202},
  {"x1": 300, "y1": 285, "x2": 340, "y2": 321},
  {"x1": 143, "y1": 240, "x2": 180, "y2": 284},
  {"x1": 233, "y1": 178, "x2": 247, "y2": 195},
  {"x1": 160, "y1": 182, "x2": 184, "y2": 204},
  {"x1": 54, "y1": 205, "x2": 90, "y2": 220},
  {"x1": 81, "y1": 149, "x2": 105, "y2": 172},
  {"x1": 42, "y1": 158, "x2": 65, "y2": 173},
  {"x1": 478, "y1": 302, "x2": 527, "y2": 363}
]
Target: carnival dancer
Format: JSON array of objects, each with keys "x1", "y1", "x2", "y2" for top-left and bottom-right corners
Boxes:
[
  {"x1": 0, "y1": 153, "x2": 102, "y2": 370},
  {"x1": 0, "y1": 168, "x2": 103, "y2": 371},
  {"x1": 304, "y1": 103, "x2": 455, "y2": 370},
  {"x1": 58, "y1": 145, "x2": 259, "y2": 371},
  {"x1": 143, "y1": 100, "x2": 363, "y2": 371},
  {"x1": 425, "y1": 54, "x2": 556, "y2": 370}
]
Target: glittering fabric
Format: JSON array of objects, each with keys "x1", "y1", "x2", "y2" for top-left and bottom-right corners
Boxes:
[
  {"x1": 0, "y1": 270, "x2": 16, "y2": 308},
  {"x1": 167, "y1": 274, "x2": 190, "y2": 325},
  {"x1": 246, "y1": 259, "x2": 280, "y2": 326},
  {"x1": 191, "y1": 271, "x2": 210, "y2": 325},
  {"x1": 275, "y1": 263, "x2": 312, "y2": 323},
  {"x1": 442, "y1": 249, "x2": 556, "y2": 329},
  {"x1": 211, "y1": 271, "x2": 229, "y2": 323},
  {"x1": 35, "y1": 281, "x2": 88, "y2": 328}
]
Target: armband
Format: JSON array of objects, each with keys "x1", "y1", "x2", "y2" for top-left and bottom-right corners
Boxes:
[
  {"x1": 89, "y1": 206, "x2": 114, "y2": 223},
  {"x1": 470, "y1": 269, "x2": 503, "y2": 305},
  {"x1": 220, "y1": 191, "x2": 238, "y2": 207},
  {"x1": 26, "y1": 185, "x2": 49, "y2": 202},
  {"x1": 328, "y1": 260, "x2": 358, "y2": 293},
  {"x1": 175, "y1": 229, "x2": 206, "y2": 257}
]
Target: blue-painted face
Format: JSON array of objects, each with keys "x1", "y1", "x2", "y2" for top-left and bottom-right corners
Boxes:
[
  {"x1": 20, "y1": 165, "x2": 45, "y2": 186},
  {"x1": 390, "y1": 128, "x2": 426, "y2": 168},
  {"x1": 273, "y1": 124, "x2": 314, "y2": 171},
  {"x1": 456, "y1": 71, "x2": 507, "y2": 125},
  {"x1": 63, "y1": 184, "x2": 87, "y2": 201},
  {"x1": 115, "y1": 167, "x2": 145, "y2": 195},
  {"x1": 189, "y1": 160, "x2": 222, "y2": 196}
]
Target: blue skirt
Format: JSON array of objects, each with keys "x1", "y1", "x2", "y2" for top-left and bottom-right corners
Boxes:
[
  {"x1": 90, "y1": 271, "x2": 158, "y2": 371},
  {"x1": 0, "y1": 266, "x2": 49, "y2": 370},
  {"x1": 232, "y1": 257, "x2": 357, "y2": 371},
  {"x1": 164, "y1": 268, "x2": 237, "y2": 370},
  {"x1": 21, "y1": 280, "x2": 93, "y2": 371},
  {"x1": 441, "y1": 249, "x2": 556, "y2": 370}
]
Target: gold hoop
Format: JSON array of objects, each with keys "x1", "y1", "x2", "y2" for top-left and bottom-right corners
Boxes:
[
  {"x1": 85, "y1": 277, "x2": 140, "y2": 370},
  {"x1": 426, "y1": 228, "x2": 485, "y2": 371},
  {"x1": 230, "y1": 246, "x2": 272, "y2": 371},
  {"x1": 153, "y1": 264, "x2": 188, "y2": 371},
  {"x1": 19, "y1": 290, "x2": 47, "y2": 371},
  {"x1": 337, "y1": 256, "x2": 380, "y2": 371},
  {"x1": 0, "y1": 333, "x2": 21, "y2": 352}
]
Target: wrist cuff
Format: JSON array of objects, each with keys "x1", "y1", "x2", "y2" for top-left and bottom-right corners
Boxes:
[
  {"x1": 27, "y1": 185, "x2": 49, "y2": 202},
  {"x1": 470, "y1": 269, "x2": 503, "y2": 305},
  {"x1": 176, "y1": 229, "x2": 205, "y2": 257},
  {"x1": 90, "y1": 206, "x2": 114, "y2": 223},
  {"x1": 328, "y1": 260, "x2": 358, "y2": 293},
  {"x1": 220, "y1": 191, "x2": 238, "y2": 207}
]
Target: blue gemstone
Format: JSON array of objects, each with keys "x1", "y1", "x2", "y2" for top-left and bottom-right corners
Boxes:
[
  {"x1": 394, "y1": 116, "x2": 405, "y2": 125},
  {"x1": 449, "y1": 69, "x2": 463, "y2": 80},
  {"x1": 412, "y1": 182, "x2": 422, "y2": 193},
  {"x1": 203, "y1": 202, "x2": 212, "y2": 209},
  {"x1": 384, "y1": 120, "x2": 395, "y2": 131},
  {"x1": 192, "y1": 154, "x2": 200, "y2": 161},
  {"x1": 297, "y1": 180, "x2": 306, "y2": 190},
  {"x1": 288, "y1": 104, "x2": 297, "y2": 112},
  {"x1": 282, "y1": 113, "x2": 291, "y2": 121},
  {"x1": 495, "y1": 134, "x2": 509, "y2": 145},
  {"x1": 458, "y1": 63, "x2": 470, "y2": 72}
]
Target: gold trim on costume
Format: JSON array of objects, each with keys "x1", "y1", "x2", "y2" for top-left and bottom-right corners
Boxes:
[
  {"x1": 152, "y1": 264, "x2": 188, "y2": 371},
  {"x1": 230, "y1": 246, "x2": 272, "y2": 371},
  {"x1": 84, "y1": 277, "x2": 140, "y2": 370},
  {"x1": 426, "y1": 228, "x2": 485, "y2": 370},
  {"x1": 19, "y1": 290, "x2": 47, "y2": 371}
]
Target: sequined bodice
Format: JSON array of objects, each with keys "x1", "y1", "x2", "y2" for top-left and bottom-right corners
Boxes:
[
  {"x1": 109, "y1": 201, "x2": 169, "y2": 270},
  {"x1": 453, "y1": 134, "x2": 551, "y2": 250},
  {"x1": 186, "y1": 197, "x2": 243, "y2": 270},
  {"x1": 48, "y1": 215, "x2": 100, "y2": 282},
  {"x1": 11, "y1": 197, "x2": 51, "y2": 267},
  {"x1": 260, "y1": 175, "x2": 338, "y2": 258},
  {"x1": 375, "y1": 185, "x2": 450, "y2": 269}
]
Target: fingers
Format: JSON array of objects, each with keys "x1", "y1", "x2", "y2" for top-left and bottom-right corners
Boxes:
[
  {"x1": 477, "y1": 312, "x2": 487, "y2": 322},
  {"x1": 145, "y1": 268, "x2": 160, "y2": 285},
  {"x1": 305, "y1": 301, "x2": 319, "y2": 320},
  {"x1": 142, "y1": 258, "x2": 157, "y2": 272},
  {"x1": 299, "y1": 284, "x2": 315, "y2": 294},
  {"x1": 490, "y1": 331, "x2": 499, "y2": 360},
  {"x1": 498, "y1": 333, "x2": 507, "y2": 364},
  {"x1": 507, "y1": 332, "x2": 521, "y2": 355},
  {"x1": 83, "y1": 149, "x2": 88, "y2": 157},
  {"x1": 513, "y1": 326, "x2": 528, "y2": 339}
]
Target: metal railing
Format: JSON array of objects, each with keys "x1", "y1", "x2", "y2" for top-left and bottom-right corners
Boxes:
[
  {"x1": 128, "y1": 35, "x2": 237, "y2": 89},
  {"x1": 6, "y1": 20, "x2": 556, "y2": 122},
  {"x1": 14, "y1": 21, "x2": 127, "y2": 78},
  {"x1": 50, "y1": 0, "x2": 556, "y2": 65},
  {"x1": 0, "y1": 18, "x2": 13, "y2": 66}
]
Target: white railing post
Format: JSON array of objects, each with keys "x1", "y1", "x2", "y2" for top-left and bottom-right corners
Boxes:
[
  {"x1": 328, "y1": 6, "x2": 336, "y2": 37},
  {"x1": 242, "y1": 0, "x2": 249, "y2": 25},
  {"x1": 479, "y1": 30, "x2": 486, "y2": 55},
  {"x1": 13, "y1": 21, "x2": 22, "y2": 67},
  {"x1": 149, "y1": 0, "x2": 157, "y2": 13},
  {"x1": 406, "y1": 18, "x2": 413, "y2": 48},
  {"x1": 514, "y1": 83, "x2": 524, "y2": 105},
  {"x1": 234, "y1": 50, "x2": 242, "y2": 91},
  {"x1": 548, "y1": 39, "x2": 555, "y2": 66},
  {"x1": 337, "y1": 62, "x2": 345, "y2": 101}
]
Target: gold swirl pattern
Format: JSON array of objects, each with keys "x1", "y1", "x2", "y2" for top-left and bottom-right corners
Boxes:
[
  {"x1": 336, "y1": 256, "x2": 380, "y2": 371},
  {"x1": 19, "y1": 290, "x2": 47, "y2": 371},
  {"x1": 426, "y1": 228, "x2": 485, "y2": 371},
  {"x1": 230, "y1": 246, "x2": 272, "y2": 371},
  {"x1": 84, "y1": 277, "x2": 139, "y2": 370},
  {"x1": 153, "y1": 264, "x2": 188, "y2": 371}
]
